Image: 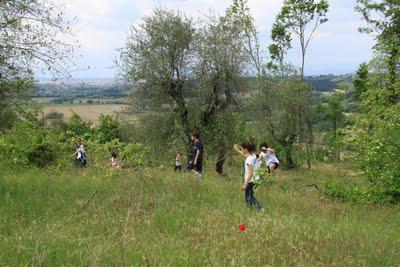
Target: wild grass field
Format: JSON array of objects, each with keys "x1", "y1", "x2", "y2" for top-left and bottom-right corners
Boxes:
[
  {"x1": 1, "y1": 162, "x2": 399, "y2": 266},
  {"x1": 43, "y1": 104, "x2": 126, "y2": 123}
]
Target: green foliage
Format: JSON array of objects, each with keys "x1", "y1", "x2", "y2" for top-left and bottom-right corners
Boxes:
[
  {"x1": 119, "y1": 5, "x2": 257, "y2": 172},
  {"x1": 95, "y1": 114, "x2": 121, "y2": 143},
  {"x1": 66, "y1": 112, "x2": 92, "y2": 137},
  {"x1": 252, "y1": 75, "x2": 312, "y2": 168},
  {"x1": 356, "y1": 0, "x2": 400, "y2": 103},
  {"x1": 0, "y1": 112, "x2": 147, "y2": 170},
  {"x1": 353, "y1": 104, "x2": 400, "y2": 201},
  {"x1": 0, "y1": 77, "x2": 39, "y2": 132},
  {"x1": 0, "y1": 0, "x2": 76, "y2": 80},
  {"x1": 351, "y1": 55, "x2": 400, "y2": 201},
  {"x1": 269, "y1": 0, "x2": 329, "y2": 75},
  {"x1": 84, "y1": 139, "x2": 148, "y2": 168},
  {"x1": 322, "y1": 180, "x2": 395, "y2": 204},
  {"x1": 0, "y1": 120, "x2": 66, "y2": 168},
  {"x1": 314, "y1": 91, "x2": 346, "y2": 161},
  {"x1": 353, "y1": 63, "x2": 370, "y2": 101}
]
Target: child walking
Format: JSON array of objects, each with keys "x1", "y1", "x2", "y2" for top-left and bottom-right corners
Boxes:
[
  {"x1": 234, "y1": 143, "x2": 264, "y2": 211},
  {"x1": 174, "y1": 151, "x2": 182, "y2": 171},
  {"x1": 258, "y1": 142, "x2": 279, "y2": 176},
  {"x1": 109, "y1": 152, "x2": 121, "y2": 170},
  {"x1": 73, "y1": 139, "x2": 87, "y2": 168}
]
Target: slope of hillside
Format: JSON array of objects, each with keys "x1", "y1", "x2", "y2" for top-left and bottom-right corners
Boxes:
[{"x1": 0, "y1": 164, "x2": 399, "y2": 266}]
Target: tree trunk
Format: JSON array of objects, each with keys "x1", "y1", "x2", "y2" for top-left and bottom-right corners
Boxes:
[
  {"x1": 306, "y1": 116, "x2": 313, "y2": 169},
  {"x1": 301, "y1": 51, "x2": 305, "y2": 78},
  {"x1": 215, "y1": 149, "x2": 227, "y2": 176},
  {"x1": 285, "y1": 145, "x2": 294, "y2": 169}
]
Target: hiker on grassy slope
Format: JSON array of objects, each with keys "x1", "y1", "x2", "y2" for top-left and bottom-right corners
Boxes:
[
  {"x1": 234, "y1": 142, "x2": 265, "y2": 211},
  {"x1": 73, "y1": 138, "x2": 87, "y2": 168},
  {"x1": 188, "y1": 132, "x2": 204, "y2": 177},
  {"x1": 258, "y1": 142, "x2": 279, "y2": 177}
]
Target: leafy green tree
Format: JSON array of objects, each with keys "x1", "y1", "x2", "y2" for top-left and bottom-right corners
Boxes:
[
  {"x1": 67, "y1": 112, "x2": 92, "y2": 138},
  {"x1": 118, "y1": 8, "x2": 195, "y2": 137},
  {"x1": 356, "y1": 0, "x2": 400, "y2": 104},
  {"x1": 0, "y1": 0, "x2": 76, "y2": 80},
  {"x1": 95, "y1": 114, "x2": 121, "y2": 143},
  {"x1": 320, "y1": 91, "x2": 345, "y2": 161},
  {"x1": 0, "y1": 77, "x2": 37, "y2": 132},
  {"x1": 252, "y1": 74, "x2": 312, "y2": 168},
  {"x1": 353, "y1": 63, "x2": 370, "y2": 101},
  {"x1": 229, "y1": 0, "x2": 262, "y2": 76},
  {"x1": 351, "y1": 0, "x2": 400, "y2": 202},
  {"x1": 0, "y1": 0, "x2": 76, "y2": 131},
  {"x1": 119, "y1": 6, "x2": 255, "y2": 175},
  {"x1": 268, "y1": 0, "x2": 329, "y2": 77},
  {"x1": 268, "y1": 0, "x2": 329, "y2": 169},
  {"x1": 194, "y1": 5, "x2": 254, "y2": 174}
]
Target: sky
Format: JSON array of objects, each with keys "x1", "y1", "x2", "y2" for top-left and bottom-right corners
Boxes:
[{"x1": 52, "y1": 0, "x2": 375, "y2": 79}]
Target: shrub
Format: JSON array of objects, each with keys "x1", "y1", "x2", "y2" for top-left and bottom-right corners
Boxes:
[
  {"x1": 322, "y1": 180, "x2": 395, "y2": 204},
  {"x1": 0, "y1": 120, "x2": 58, "y2": 168},
  {"x1": 95, "y1": 114, "x2": 121, "y2": 143}
]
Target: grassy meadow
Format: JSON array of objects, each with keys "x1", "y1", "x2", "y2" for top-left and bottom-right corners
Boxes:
[{"x1": 1, "y1": 162, "x2": 399, "y2": 266}]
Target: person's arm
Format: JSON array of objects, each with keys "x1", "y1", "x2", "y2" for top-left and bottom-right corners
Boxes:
[
  {"x1": 233, "y1": 144, "x2": 246, "y2": 157},
  {"x1": 194, "y1": 150, "x2": 200, "y2": 165},
  {"x1": 72, "y1": 148, "x2": 79, "y2": 157},
  {"x1": 242, "y1": 165, "x2": 253, "y2": 190},
  {"x1": 267, "y1": 148, "x2": 275, "y2": 154}
]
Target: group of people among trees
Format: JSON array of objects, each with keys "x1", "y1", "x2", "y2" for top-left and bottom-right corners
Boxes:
[{"x1": 72, "y1": 131, "x2": 279, "y2": 211}]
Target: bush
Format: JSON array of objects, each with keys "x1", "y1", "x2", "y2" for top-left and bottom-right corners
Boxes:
[
  {"x1": 0, "y1": 114, "x2": 150, "y2": 170},
  {"x1": 95, "y1": 114, "x2": 121, "y2": 143},
  {"x1": 322, "y1": 180, "x2": 395, "y2": 204},
  {"x1": 0, "y1": 120, "x2": 60, "y2": 168},
  {"x1": 353, "y1": 103, "x2": 400, "y2": 202}
]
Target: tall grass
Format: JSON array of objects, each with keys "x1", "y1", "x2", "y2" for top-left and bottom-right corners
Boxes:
[{"x1": 0, "y1": 163, "x2": 399, "y2": 266}]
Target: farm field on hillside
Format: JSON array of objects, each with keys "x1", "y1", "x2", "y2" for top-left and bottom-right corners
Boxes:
[{"x1": 43, "y1": 104, "x2": 126, "y2": 123}]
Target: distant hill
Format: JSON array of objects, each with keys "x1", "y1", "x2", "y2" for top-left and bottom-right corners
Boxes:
[
  {"x1": 305, "y1": 74, "x2": 353, "y2": 92},
  {"x1": 32, "y1": 74, "x2": 354, "y2": 101}
]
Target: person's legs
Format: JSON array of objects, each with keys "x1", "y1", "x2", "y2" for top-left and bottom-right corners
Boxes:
[
  {"x1": 245, "y1": 185, "x2": 252, "y2": 207},
  {"x1": 247, "y1": 182, "x2": 263, "y2": 210},
  {"x1": 196, "y1": 159, "x2": 203, "y2": 173},
  {"x1": 268, "y1": 163, "x2": 278, "y2": 176}
]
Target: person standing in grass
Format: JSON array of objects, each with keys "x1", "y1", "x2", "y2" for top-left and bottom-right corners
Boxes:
[
  {"x1": 174, "y1": 150, "x2": 182, "y2": 171},
  {"x1": 234, "y1": 142, "x2": 264, "y2": 211},
  {"x1": 189, "y1": 132, "x2": 204, "y2": 177},
  {"x1": 73, "y1": 139, "x2": 87, "y2": 168},
  {"x1": 258, "y1": 142, "x2": 279, "y2": 176}
]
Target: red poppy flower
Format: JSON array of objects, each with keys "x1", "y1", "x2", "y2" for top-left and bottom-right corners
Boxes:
[{"x1": 239, "y1": 224, "x2": 247, "y2": 231}]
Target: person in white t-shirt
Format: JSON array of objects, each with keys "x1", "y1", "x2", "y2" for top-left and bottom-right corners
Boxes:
[
  {"x1": 258, "y1": 142, "x2": 279, "y2": 176},
  {"x1": 234, "y1": 142, "x2": 264, "y2": 211},
  {"x1": 73, "y1": 139, "x2": 87, "y2": 168}
]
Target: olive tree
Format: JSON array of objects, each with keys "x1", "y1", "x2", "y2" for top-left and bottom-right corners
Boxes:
[
  {"x1": 118, "y1": 9, "x2": 196, "y2": 138},
  {"x1": 119, "y1": 6, "x2": 255, "y2": 175},
  {"x1": 252, "y1": 72, "x2": 313, "y2": 168},
  {"x1": 0, "y1": 0, "x2": 76, "y2": 131}
]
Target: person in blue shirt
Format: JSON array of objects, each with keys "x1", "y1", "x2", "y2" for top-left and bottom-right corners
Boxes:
[{"x1": 188, "y1": 132, "x2": 204, "y2": 176}]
